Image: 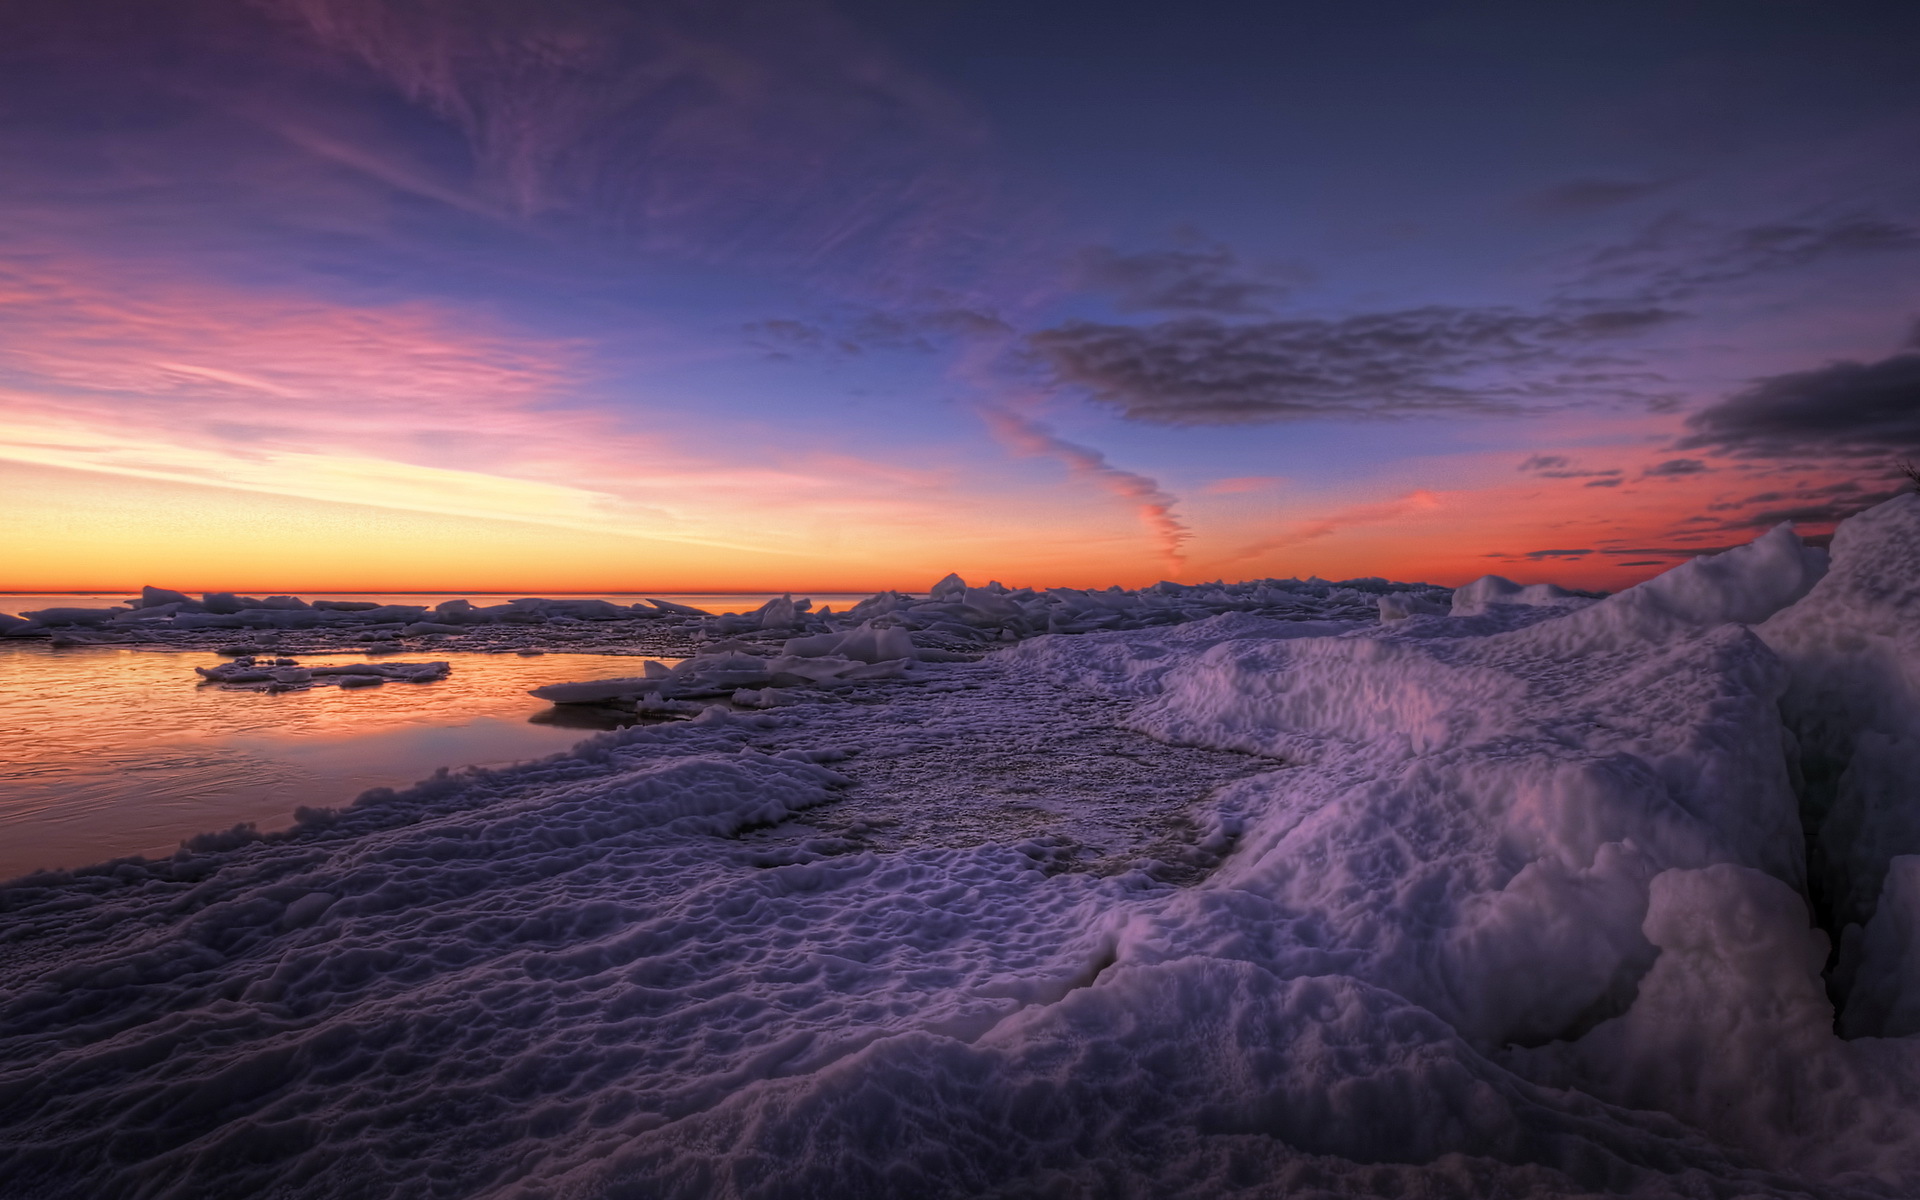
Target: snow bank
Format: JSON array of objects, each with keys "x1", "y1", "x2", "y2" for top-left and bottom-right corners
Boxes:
[
  {"x1": 1505, "y1": 521, "x2": 1825, "y2": 655},
  {"x1": 1755, "y1": 495, "x2": 1920, "y2": 991}
]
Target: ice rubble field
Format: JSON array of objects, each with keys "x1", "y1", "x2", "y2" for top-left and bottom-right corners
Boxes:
[{"x1": 3, "y1": 499, "x2": 1920, "y2": 1198}]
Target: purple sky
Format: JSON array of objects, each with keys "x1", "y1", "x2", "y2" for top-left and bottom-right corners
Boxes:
[{"x1": 3, "y1": 0, "x2": 1918, "y2": 591}]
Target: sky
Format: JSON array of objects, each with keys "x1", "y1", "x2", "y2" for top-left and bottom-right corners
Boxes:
[{"x1": 3, "y1": 0, "x2": 1918, "y2": 593}]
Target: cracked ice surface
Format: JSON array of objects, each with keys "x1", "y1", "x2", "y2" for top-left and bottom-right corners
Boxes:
[{"x1": 4, "y1": 501, "x2": 1920, "y2": 1198}]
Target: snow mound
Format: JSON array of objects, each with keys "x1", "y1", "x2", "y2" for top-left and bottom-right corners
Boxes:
[
  {"x1": 1446, "y1": 574, "x2": 1589, "y2": 617},
  {"x1": 1510, "y1": 522, "x2": 1826, "y2": 656}
]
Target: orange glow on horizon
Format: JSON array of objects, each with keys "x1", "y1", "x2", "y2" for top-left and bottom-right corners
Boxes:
[
  {"x1": 0, "y1": 258, "x2": 1860, "y2": 597},
  {"x1": 3, "y1": 451, "x2": 1846, "y2": 598}
]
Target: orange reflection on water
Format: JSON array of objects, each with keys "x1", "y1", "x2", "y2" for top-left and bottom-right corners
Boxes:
[{"x1": 0, "y1": 644, "x2": 679, "y2": 880}]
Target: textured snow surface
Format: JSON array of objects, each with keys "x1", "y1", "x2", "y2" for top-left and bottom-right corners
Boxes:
[
  {"x1": 0, "y1": 575, "x2": 1425, "y2": 661},
  {"x1": 5, "y1": 501, "x2": 1920, "y2": 1198}
]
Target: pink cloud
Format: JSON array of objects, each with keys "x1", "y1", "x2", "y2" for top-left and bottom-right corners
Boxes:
[
  {"x1": 979, "y1": 406, "x2": 1191, "y2": 571},
  {"x1": 0, "y1": 256, "x2": 979, "y2": 552}
]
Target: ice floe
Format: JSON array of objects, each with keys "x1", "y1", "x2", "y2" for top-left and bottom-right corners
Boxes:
[
  {"x1": 194, "y1": 655, "x2": 451, "y2": 691},
  {"x1": 4, "y1": 499, "x2": 1920, "y2": 1198}
]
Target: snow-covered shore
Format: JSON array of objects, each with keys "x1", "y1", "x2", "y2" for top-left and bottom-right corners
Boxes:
[
  {"x1": 0, "y1": 575, "x2": 1435, "y2": 660},
  {"x1": 3, "y1": 499, "x2": 1918, "y2": 1198}
]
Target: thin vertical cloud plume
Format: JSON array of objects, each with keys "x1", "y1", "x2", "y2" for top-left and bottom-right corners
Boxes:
[{"x1": 979, "y1": 406, "x2": 1191, "y2": 572}]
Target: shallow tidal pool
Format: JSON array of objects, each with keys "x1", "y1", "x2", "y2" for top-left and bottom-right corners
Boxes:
[{"x1": 0, "y1": 643, "x2": 674, "y2": 879}]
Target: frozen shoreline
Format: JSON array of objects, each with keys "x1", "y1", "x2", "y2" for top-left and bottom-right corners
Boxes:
[
  {"x1": 0, "y1": 574, "x2": 1440, "y2": 660},
  {"x1": 4, "y1": 502, "x2": 1919, "y2": 1197}
]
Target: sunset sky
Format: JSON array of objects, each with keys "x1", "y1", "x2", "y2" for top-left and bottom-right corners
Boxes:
[{"x1": 4, "y1": 0, "x2": 1918, "y2": 592}]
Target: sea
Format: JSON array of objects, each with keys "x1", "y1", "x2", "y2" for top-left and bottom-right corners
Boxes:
[{"x1": 0, "y1": 593, "x2": 875, "y2": 879}]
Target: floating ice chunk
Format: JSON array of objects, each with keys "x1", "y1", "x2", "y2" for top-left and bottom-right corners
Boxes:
[
  {"x1": 353, "y1": 605, "x2": 430, "y2": 623},
  {"x1": 757, "y1": 595, "x2": 798, "y2": 628},
  {"x1": 109, "y1": 602, "x2": 189, "y2": 622},
  {"x1": 20, "y1": 606, "x2": 125, "y2": 626},
  {"x1": 135, "y1": 585, "x2": 195, "y2": 609},
  {"x1": 782, "y1": 620, "x2": 915, "y2": 664},
  {"x1": 400, "y1": 621, "x2": 466, "y2": 636},
  {"x1": 541, "y1": 599, "x2": 632, "y2": 621},
  {"x1": 929, "y1": 572, "x2": 968, "y2": 601},
  {"x1": 195, "y1": 657, "x2": 449, "y2": 689},
  {"x1": 529, "y1": 676, "x2": 660, "y2": 704},
  {"x1": 647, "y1": 597, "x2": 712, "y2": 616}
]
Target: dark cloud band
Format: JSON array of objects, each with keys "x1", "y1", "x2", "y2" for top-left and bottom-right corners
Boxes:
[
  {"x1": 1029, "y1": 306, "x2": 1679, "y2": 425},
  {"x1": 1679, "y1": 353, "x2": 1920, "y2": 460}
]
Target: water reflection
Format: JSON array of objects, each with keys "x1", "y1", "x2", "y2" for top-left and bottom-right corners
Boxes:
[{"x1": 0, "y1": 644, "x2": 679, "y2": 879}]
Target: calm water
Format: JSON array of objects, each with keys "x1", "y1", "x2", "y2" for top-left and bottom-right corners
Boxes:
[
  {"x1": 0, "y1": 643, "x2": 690, "y2": 880},
  {"x1": 0, "y1": 593, "x2": 887, "y2": 879}
]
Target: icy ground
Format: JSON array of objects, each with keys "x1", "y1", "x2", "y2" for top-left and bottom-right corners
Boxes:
[
  {"x1": 4, "y1": 499, "x2": 1920, "y2": 1198},
  {"x1": 0, "y1": 574, "x2": 1412, "y2": 661}
]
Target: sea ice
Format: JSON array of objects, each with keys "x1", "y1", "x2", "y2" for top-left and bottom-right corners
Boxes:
[
  {"x1": 4, "y1": 500, "x2": 1919, "y2": 1198},
  {"x1": 193, "y1": 656, "x2": 451, "y2": 691}
]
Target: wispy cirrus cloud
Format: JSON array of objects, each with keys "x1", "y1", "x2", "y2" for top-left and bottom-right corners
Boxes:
[
  {"x1": 261, "y1": 0, "x2": 1009, "y2": 286},
  {"x1": 0, "y1": 0, "x2": 1028, "y2": 309}
]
